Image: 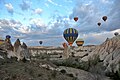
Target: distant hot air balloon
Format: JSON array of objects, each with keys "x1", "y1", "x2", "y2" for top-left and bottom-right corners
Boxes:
[
  {"x1": 114, "y1": 32, "x2": 119, "y2": 36},
  {"x1": 102, "y1": 16, "x2": 107, "y2": 21},
  {"x1": 76, "y1": 38, "x2": 84, "y2": 46},
  {"x1": 6, "y1": 35, "x2": 11, "y2": 39},
  {"x1": 39, "y1": 41, "x2": 42, "y2": 45},
  {"x1": 97, "y1": 22, "x2": 101, "y2": 26},
  {"x1": 5, "y1": 35, "x2": 11, "y2": 43},
  {"x1": 74, "y1": 17, "x2": 78, "y2": 22},
  {"x1": 63, "y1": 28, "x2": 78, "y2": 46},
  {"x1": 62, "y1": 42, "x2": 68, "y2": 48}
]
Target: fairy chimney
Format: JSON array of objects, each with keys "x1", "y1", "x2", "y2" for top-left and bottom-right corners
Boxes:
[
  {"x1": 14, "y1": 39, "x2": 21, "y2": 52},
  {"x1": 21, "y1": 42, "x2": 27, "y2": 49}
]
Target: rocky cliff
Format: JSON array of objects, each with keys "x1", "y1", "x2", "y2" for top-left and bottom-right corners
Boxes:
[{"x1": 81, "y1": 35, "x2": 120, "y2": 75}]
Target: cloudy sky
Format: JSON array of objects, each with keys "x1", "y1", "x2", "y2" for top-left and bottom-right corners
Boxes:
[{"x1": 0, "y1": 0, "x2": 120, "y2": 47}]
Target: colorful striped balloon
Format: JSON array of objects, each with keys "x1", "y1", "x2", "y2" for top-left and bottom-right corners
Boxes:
[
  {"x1": 63, "y1": 28, "x2": 78, "y2": 46},
  {"x1": 76, "y1": 38, "x2": 84, "y2": 46}
]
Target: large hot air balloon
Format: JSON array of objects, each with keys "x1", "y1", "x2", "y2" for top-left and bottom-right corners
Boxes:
[
  {"x1": 97, "y1": 22, "x2": 101, "y2": 26},
  {"x1": 63, "y1": 28, "x2": 78, "y2": 46},
  {"x1": 102, "y1": 16, "x2": 107, "y2": 21},
  {"x1": 39, "y1": 41, "x2": 42, "y2": 45},
  {"x1": 76, "y1": 38, "x2": 84, "y2": 46},
  {"x1": 74, "y1": 17, "x2": 78, "y2": 22}
]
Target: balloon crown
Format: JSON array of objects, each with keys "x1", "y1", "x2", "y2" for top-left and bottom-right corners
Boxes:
[{"x1": 6, "y1": 35, "x2": 11, "y2": 38}]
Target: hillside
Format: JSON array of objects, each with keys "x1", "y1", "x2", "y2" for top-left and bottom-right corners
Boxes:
[{"x1": 81, "y1": 35, "x2": 120, "y2": 74}]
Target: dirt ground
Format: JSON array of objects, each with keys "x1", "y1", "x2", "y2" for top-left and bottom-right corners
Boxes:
[{"x1": 0, "y1": 56, "x2": 74, "y2": 80}]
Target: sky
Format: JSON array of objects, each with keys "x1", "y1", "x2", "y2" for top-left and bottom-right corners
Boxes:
[{"x1": 0, "y1": 0, "x2": 120, "y2": 47}]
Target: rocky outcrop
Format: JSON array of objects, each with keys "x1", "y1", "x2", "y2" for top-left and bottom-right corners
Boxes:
[
  {"x1": 81, "y1": 35, "x2": 120, "y2": 74},
  {"x1": 14, "y1": 38, "x2": 21, "y2": 52},
  {"x1": 0, "y1": 38, "x2": 30, "y2": 61}
]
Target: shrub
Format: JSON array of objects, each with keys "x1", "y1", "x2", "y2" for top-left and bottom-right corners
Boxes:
[
  {"x1": 60, "y1": 69, "x2": 66, "y2": 74},
  {"x1": 51, "y1": 70, "x2": 57, "y2": 78},
  {"x1": 66, "y1": 73, "x2": 74, "y2": 77}
]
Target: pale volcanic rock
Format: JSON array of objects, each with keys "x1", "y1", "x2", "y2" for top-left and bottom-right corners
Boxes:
[{"x1": 82, "y1": 35, "x2": 120, "y2": 73}]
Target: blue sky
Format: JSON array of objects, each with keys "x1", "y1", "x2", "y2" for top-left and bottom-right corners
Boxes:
[{"x1": 0, "y1": 0, "x2": 120, "y2": 47}]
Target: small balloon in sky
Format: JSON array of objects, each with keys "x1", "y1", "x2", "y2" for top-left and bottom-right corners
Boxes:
[
  {"x1": 39, "y1": 41, "x2": 42, "y2": 45},
  {"x1": 114, "y1": 32, "x2": 119, "y2": 36},
  {"x1": 74, "y1": 17, "x2": 78, "y2": 22},
  {"x1": 62, "y1": 42, "x2": 68, "y2": 48},
  {"x1": 97, "y1": 22, "x2": 101, "y2": 26},
  {"x1": 6, "y1": 35, "x2": 11, "y2": 39},
  {"x1": 102, "y1": 16, "x2": 107, "y2": 21}
]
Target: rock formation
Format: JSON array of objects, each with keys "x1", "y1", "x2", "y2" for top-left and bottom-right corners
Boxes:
[
  {"x1": 14, "y1": 38, "x2": 21, "y2": 52},
  {"x1": 81, "y1": 35, "x2": 120, "y2": 74},
  {"x1": 0, "y1": 38, "x2": 30, "y2": 61}
]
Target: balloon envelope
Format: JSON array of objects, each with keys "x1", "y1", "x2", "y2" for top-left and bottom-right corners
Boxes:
[
  {"x1": 102, "y1": 16, "x2": 107, "y2": 21},
  {"x1": 97, "y1": 22, "x2": 101, "y2": 26},
  {"x1": 74, "y1": 17, "x2": 78, "y2": 22},
  {"x1": 39, "y1": 41, "x2": 42, "y2": 44},
  {"x1": 114, "y1": 32, "x2": 119, "y2": 36},
  {"x1": 76, "y1": 38, "x2": 84, "y2": 46},
  {"x1": 62, "y1": 42, "x2": 68, "y2": 48},
  {"x1": 63, "y1": 28, "x2": 78, "y2": 46},
  {"x1": 6, "y1": 35, "x2": 11, "y2": 38}
]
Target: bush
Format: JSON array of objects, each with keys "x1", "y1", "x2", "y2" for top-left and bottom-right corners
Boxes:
[
  {"x1": 60, "y1": 69, "x2": 66, "y2": 74},
  {"x1": 106, "y1": 66, "x2": 120, "y2": 80},
  {"x1": 67, "y1": 73, "x2": 74, "y2": 77},
  {"x1": 88, "y1": 54, "x2": 100, "y2": 67},
  {"x1": 51, "y1": 70, "x2": 57, "y2": 78},
  {"x1": 51, "y1": 58, "x2": 89, "y2": 71}
]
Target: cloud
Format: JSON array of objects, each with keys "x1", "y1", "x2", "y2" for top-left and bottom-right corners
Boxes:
[
  {"x1": 101, "y1": 0, "x2": 113, "y2": 4},
  {"x1": 47, "y1": 0, "x2": 62, "y2": 6},
  {"x1": 45, "y1": 3, "x2": 49, "y2": 7},
  {"x1": 69, "y1": 0, "x2": 120, "y2": 34},
  {"x1": 65, "y1": 0, "x2": 73, "y2": 3},
  {"x1": 34, "y1": 8, "x2": 43, "y2": 15},
  {"x1": 13, "y1": 35, "x2": 28, "y2": 39},
  {"x1": 16, "y1": 25, "x2": 31, "y2": 33},
  {"x1": 48, "y1": 0, "x2": 58, "y2": 6},
  {"x1": 5, "y1": 3, "x2": 14, "y2": 15},
  {"x1": 0, "y1": 19, "x2": 31, "y2": 34},
  {"x1": 106, "y1": 0, "x2": 120, "y2": 31},
  {"x1": 82, "y1": 29, "x2": 120, "y2": 45},
  {"x1": 19, "y1": 0, "x2": 31, "y2": 11},
  {"x1": 29, "y1": 18, "x2": 46, "y2": 29}
]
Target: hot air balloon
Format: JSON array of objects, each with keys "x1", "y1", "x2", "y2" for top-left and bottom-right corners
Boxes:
[
  {"x1": 62, "y1": 42, "x2": 68, "y2": 48},
  {"x1": 102, "y1": 16, "x2": 107, "y2": 21},
  {"x1": 5, "y1": 35, "x2": 11, "y2": 43},
  {"x1": 97, "y1": 22, "x2": 101, "y2": 26},
  {"x1": 39, "y1": 41, "x2": 42, "y2": 45},
  {"x1": 76, "y1": 38, "x2": 84, "y2": 46},
  {"x1": 114, "y1": 32, "x2": 119, "y2": 36},
  {"x1": 6, "y1": 35, "x2": 11, "y2": 39},
  {"x1": 63, "y1": 28, "x2": 78, "y2": 46},
  {"x1": 74, "y1": 17, "x2": 78, "y2": 22}
]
